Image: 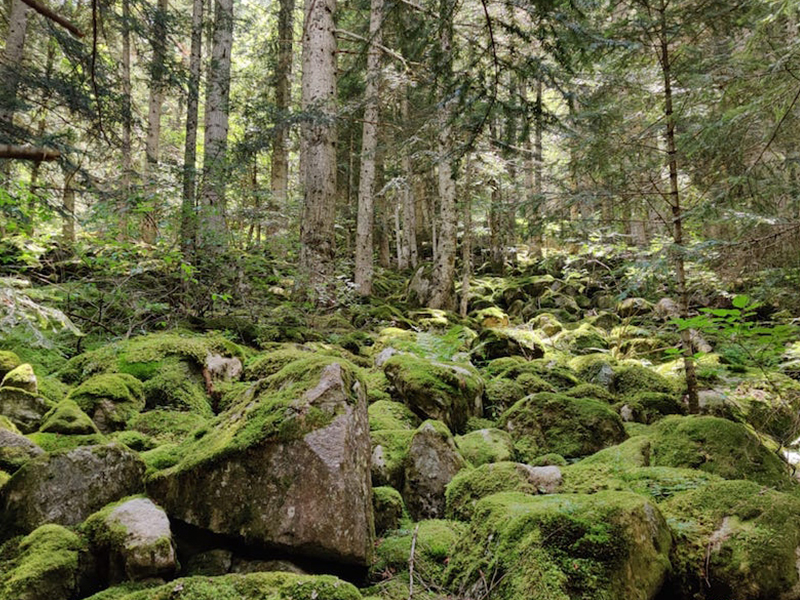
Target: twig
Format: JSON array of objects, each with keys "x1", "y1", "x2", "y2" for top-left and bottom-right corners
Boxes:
[{"x1": 408, "y1": 523, "x2": 419, "y2": 600}]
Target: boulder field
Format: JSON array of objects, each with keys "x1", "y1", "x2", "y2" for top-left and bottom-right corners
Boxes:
[{"x1": 2, "y1": 284, "x2": 800, "y2": 600}]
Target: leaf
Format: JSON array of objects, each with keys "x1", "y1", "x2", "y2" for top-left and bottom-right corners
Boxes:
[{"x1": 732, "y1": 295, "x2": 750, "y2": 309}]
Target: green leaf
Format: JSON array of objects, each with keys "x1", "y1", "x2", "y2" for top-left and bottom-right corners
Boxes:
[{"x1": 732, "y1": 295, "x2": 750, "y2": 309}]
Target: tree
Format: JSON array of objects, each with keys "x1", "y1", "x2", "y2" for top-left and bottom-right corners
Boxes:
[
  {"x1": 270, "y1": 0, "x2": 295, "y2": 210},
  {"x1": 296, "y1": 0, "x2": 338, "y2": 304}
]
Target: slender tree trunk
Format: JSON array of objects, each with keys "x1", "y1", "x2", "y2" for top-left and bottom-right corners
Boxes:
[
  {"x1": 142, "y1": 0, "x2": 169, "y2": 244},
  {"x1": 428, "y1": 0, "x2": 457, "y2": 310},
  {"x1": 659, "y1": 0, "x2": 698, "y2": 413},
  {"x1": 271, "y1": 0, "x2": 294, "y2": 209},
  {"x1": 181, "y1": 0, "x2": 203, "y2": 255},
  {"x1": 354, "y1": 0, "x2": 384, "y2": 295},
  {"x1": 460, "y1": 157, "x2": 472, "y2": 317},
  {"x1": 296, "y1": 0, "x2": 337, "y2": 304},
  {"x1": 197, "y1": 0, "x2": 234, "y2": 255},
  {"x1": 401, "y1": 90, "x2": 418, "y2": 270},
  {"x1": 0, "y1": 0, "x2": 30, "y2": 178},
  {"x1": 61, "y1": 167, "x2": 77, "y2": 244},
  {"x1": 120, "y1": 0, "x2": 133, "y2": 240}
]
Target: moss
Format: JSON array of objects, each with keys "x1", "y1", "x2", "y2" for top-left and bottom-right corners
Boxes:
[
  {"x1": 564, "y1": 383, "x2": 615, "y2": 403},
  {"x1": 529, "y1": 453, "x2": 568, "y2": 467},
  {"x1": 528, "y1": 312, "x2": 564, "y2": 337},
  {"x1": 483, "y1": 378, "x2": 525, "y2": 419},
  {"x1": 369, "y1": 400, "x2": 419, "y2": 432},
  {"x1": 140, "y1": 444, "x2": 182, "y2": 472},
  {"x1": 371, "y1": 430, "x2": 414, "y2": 487},
  {"x1": 482, "y1": 356, "x2": 528, "y2": 378},
  {"x1": 0, "y1": 470, "x2": 9, "y2": 488},
  {"x1": 371, "y1": 520, "x2": 465, "y2": 588},
  {"x1": 500, "y1": 392, "x2": 627, "y2": 460},
  {"x1": 454, "y1": 428, "x2": 514, "y2": 467},
  {"x1": 38, "y1": 399, "x2": 99, "y2": 435},
  {"x1": 579, "y1": 435, "x2": 652, "y2": 469},
  {"x1": 445, "y1": 491, "x2": 671, "y2": 600},
  {"x1": 446, "y1": 462, "x2": 555, "y2": 520},
  {"x1": 469, "y1": 328, "x2": 544, "y2": 365},
  {"x1": 476, "y1": 307, "x2": 510, "y2": 328},
  {"x1": 362, "y1": 369, "x2": 392, "y2": 404},
  {"x1": 613, "y1": 364, "x2": 676, "y2": 397},
  {"x1": 128, "y1": 410, "x2": 209, "y2": 445},
  {"x1": 568, "y1": 354, "x2": 616, "y2": 389},
  {"x1": 554, "y1": 323, "x2": 608, "y2": 355},
  {"x1": 493, "y1": 359, "x2": 580, "y2": 391},
  {"x1": 83, "y1": 572, "x2": 362, "y2": 600},
  {"x1": 2, "y1": 363, "x2": 37, "y2": 392},
  {"x1": 1, "y1": 524, "x2": 85, "y2": 600},
  {"x1": 730, "y1": 376, "x2": 800, "y2": 443},
  {"x1": 37, "y1": 376, "x2": 69, "y2": 404},
  {"x1": 0, "y1": 351, "x2": 22, "y2": 378},
  {"x1": 373, "y1": 486, "x2": 405, "y2": 535},
  {"x1": 111, "y1": 430, "x2": 156, "y2": 452},
  {"x1": 243, "y1": 347, "x2": 312, "y2": 380},
  {"x1": 68, "y1": 373, "x2": 146, "y2": 432},
  {"x1": 81, "y1": 495, "x2": 142, "y2": 549},
  {"x1": 625, "y1": 391, "x2": 685, "y2": 423},
  {"x1": 661, "y1": 480, "x2": 800, "y2": 599},
  {"x1": 648, "y1": 415, "x2": 793, "y2": 489},
  {"x1": 27, "y1": 432, "x2": 106, "y2": 453},
  {"x1": 141, "y1": 359, "x2": 212, "y2": 416},
  {"x1": 0, "y1": 416, "x2": 20, "y2": 434}
]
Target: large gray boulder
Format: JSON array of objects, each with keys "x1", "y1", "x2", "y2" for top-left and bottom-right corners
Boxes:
[
  {"x1": 0, "y1": 386, "x2": 52, "y2": 433},
  {"x1": 0, "y1": 442, "x2": 145, "y2": 538},
  {"x1": 0, "y1": 418, "x2": 44, "y2": 472},
  {"x1": 147, "y1": 357, "x2": 374, "y2": 566}
]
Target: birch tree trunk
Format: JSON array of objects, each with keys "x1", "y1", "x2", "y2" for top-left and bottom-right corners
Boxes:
[
  {"x1": 198, "y1": 0, "x2": 234, "y2": 255},
  {"x1": 659, "y1": 0, "x2": 698, "y2": 413},
  {"x1": 270, "y1": 0, "x2": 294, "y2": 210},
  {"x1": 142, "y1": 0, "x2": 169, "y2": 244},
  {"x1": 120, "y1": 0, "x2": 133, "y2": 240},
  {"x1": 428, "y1": 0, "x2": 457, "y2": 310},
  {"x1": 296, "y1": 0, "x2": 338, "y2": 304},
  {"x1": 354, "y1": 0, "x2": 384, "y2": 295},
  {"x1": 459, "y1": 157, "x2": 472, "y2": 317},
  {"x1": 0, "y1": 0, "x2": 30, "y2": 177},
  {"x1": 180, "y1": 0, "x2": 204, "y2": 255}
]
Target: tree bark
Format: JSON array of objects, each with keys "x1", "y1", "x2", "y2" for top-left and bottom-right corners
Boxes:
[
  {"x1": 0, "y1": 145, "x2": 59, "y2": 160},
  {"x1": 270, "y1": 0, "x2": 294, "y2": 210},
  {"x1": 198, "y1": 0, "x2": 234, "y2": 255},
  {"x1": 428, "y1": 0, "x2": 457, "y2": 310},
  {"x1": 296, "y1": 0, "x2": 338, "y2": 304},
  {"x1": 61, "y1": 167, "x2": 77, "y2": 244},
  {"x1": 459, "y1": 157, "x2": 472, "y2": 317},
  {"x1": 0, "y1": 0, "x2": 31, "y2": 161},
  {"x1": 181, "y1": 0, "x2": 204, "y2": 256},
  {"x1": 354, "y1": 0, "x2": 384, "y2": 295},
  {"x1": 120, "y1": 0, "x2": 133, "y2": 240},
  {"x1": 659, "y1": 0, "x2": 698, "y2": 413},
  {"x1": 401, "y1": 88, "x2": 418, "y2": 269}
]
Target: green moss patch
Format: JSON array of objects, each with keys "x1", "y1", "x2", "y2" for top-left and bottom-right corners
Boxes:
[
  {"x1": 369, "y1": 400, "x2": 420, "y2": 432},
  {"x1": 128, "y1": 410, "x2": 209, "y2": 446},
  {"x1": 454, "y1": 428, "x2": 514, "y2": 467},
  {"x1": 0, "y1": 351, "x2": 22, "y2": 379},
  {"x1": 613, "y1": 364, "x2": 676, "y2": 398},
  {"x1": 68, "y1": 373, "x2": 146, "y2": 432},
  {"x1": 38, "y1": 399, "x2": 99, "y2": 435}
]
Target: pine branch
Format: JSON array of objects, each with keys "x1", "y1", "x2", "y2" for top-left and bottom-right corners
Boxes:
[{"x1": 19, "y1": 0, "x2": 85, "y2": 37}]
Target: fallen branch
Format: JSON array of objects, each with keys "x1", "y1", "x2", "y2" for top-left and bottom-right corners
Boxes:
[
  {"x1": 408, "y1": 523, "x2": 419, "y2": 600},
  {"x1": 20, "y1": 0, "x2": 85, "y2": 37},
  {"x1": 0, "y1": 144, "x2": 60, "y2": 161}
]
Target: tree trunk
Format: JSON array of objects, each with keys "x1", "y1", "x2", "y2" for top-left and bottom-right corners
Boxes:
[
  {"x1": 120, "y1": 0, "x2": 133, "y2": 240},
  {"x1": 0, "y1": 0, "x2": 30, "y2": 177},
  {"x1": 181, "y1": 0, "x2": 204, "y2": 256},
  {"x1": 401, "y1": 89, "x2": 418, "y2": 270},
  {"x1": 198, "y1": 0, "x2": 234, "y2": 255},
  {"x1": 270, "y1": 0, "x2": 294, "y2": 209},
  {"x1": 460, "y1": 157, "x2": 472, "y2": 317},
  {"x1": 354, "y1": 0, "x2": 384, "y2": 295},
  {"x1": 428, "y1": 0, "x2": 457, "y2": 310},
  {"x1": 142, "y1": 0, "x2": 169, "y2": 244},
  {"x1": 61, "y1": 167, "x2": 77, "y2": 244},
  {"x1": 296, "y1": 0, "x2": 338, "y2": 304},
  {"x1": 659, "y1": 0, "x2": 698, "y2": 413}
]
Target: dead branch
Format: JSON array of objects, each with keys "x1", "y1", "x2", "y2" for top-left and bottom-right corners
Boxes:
[
  {"x1": 20, "y1": 0, "x2": 85, "y2": 37},
  {"x1": 0, "y1": 144, "x2": 60, "y2": 161}
]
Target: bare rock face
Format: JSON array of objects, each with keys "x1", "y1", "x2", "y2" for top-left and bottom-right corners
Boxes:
[
  {"x1": 0, "y1": 442, "x2": 145, "y2": 539},
  {"x1": 403, "y1": 420, "x2": 467, "y2": 521},
  {"x1": 147, "y1": 358, "x2": 374, "y2": 566},
  {"x1": 0, "y1": 423, "x2": 44, "y2": 472},
  {"x1": 0, "y1": 386, "x2": 52, "y2": 433},
  {"x1": 88, "y1": 497, "x2": 177, "y2": 583}
]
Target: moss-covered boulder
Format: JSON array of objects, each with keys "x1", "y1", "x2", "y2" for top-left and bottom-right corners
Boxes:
[
  {"x1": 83, "y1": 497, "x2": 176, "y2": 583},
  {"x1": 500, "y1": 392, "x2": 627, "y2": 460},
  {"x1": 0, "y1": 385, "x2": 53, "y2": 433},
  {"x1": 0, "y1": 442, "x2": 145, "y2": 538},
  {"x1": 476, "y1": 307, "x2": 510, "y2": 328},
  {"x1": 1, "y1": 363, "x2": 37, "y2": 393},
  {"x1": 469, "y1": 328, "x2": 544, "y2": 365},
  {"x1": 373, "y1": 486, "x2": 405, "y2": 535},
  {"x1": 528, "y1": 312, "x2": 564, "y2": 337},
  {"x1": 244, "y1": 346, "x2": 313, "y2": 380},
  {"x1": 370, "y1": 429, "x2": 413, "y2": 489},
  {"x1": 569, "y1": 353, "x2": 616, "y2": 389},
  {"x1": 492, "y1": 359, "x2": 581, "y2": 391},
  {"x1": 613, "y1": 364, "x2": 676, "y2": 398},
  {"x1": 620, "y1": 391, "x2": 685, "y2": 424},
  {"x1": 0, "y1": 417, "x2": 43, "y2": 472},
  {"x1": 83, "y1": 572, "x2": 362, "y2": 600},
  {"x1": 661, "y1": 480, "x2": 800, "y2": 599},
  {"x1": 454, "y1": 428, "x2": 514, "y2": 466},
  {"x1": 0, "y1": 524, "x2": 90, "y2": 600},
  {"x1": 147, "y1": 357, "x2": 374, "y2": 566},
  {"x1": 446, "y1": 462, "x2": 562, "y2": 521},
  {"x1": 403, "y1": 421, "x2": 468, "y2": 521},
  {"x1": 0, "y1": 351, "x2": 21, "y2": 380},
  {"x1": 38, "y1": 399, "x2": 99, "y2": 435},
  {"x1": 68, "y1": 373, "x2": 146, "y2": 433},
  {"x1": 383, "y1": 354, "x2": 483, "y2": 434},
  {"x1": 127, "y1": 409, "x2": 208, "y2": 446},
  {"x1": 554, "y1": 323, "x2": 609, "y2": 355},
  {"x1": 141, "y1": 359, "x2": 212, "y2": 416},
  {"x1": 617, "y1": 297, "x2": 653, "y2": 318},
  {"x1": 369, "y1": 400, "x2": 420, "y2": 432},
  {"x1": 371, "y1": 520, "x2": 465, "y2": 590},
  {"x1": 446, "y1": 491, "x2": 671, "y2": 600}
]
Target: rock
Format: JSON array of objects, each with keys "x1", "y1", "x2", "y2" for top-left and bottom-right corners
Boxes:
[
  {"x1": 528, "y1": 312, "x2": 564, "y2": 337},
  {"x1": 653, "y1": 297, "x2": 680, "y2": 319},
  {"x1": 476, "y1": 307, "x2": 510, "y2": 328},
  {"x1": 617, "y1": 297, "x2": 653, "y2": 318},
  {"x1": 2, "y1": 363, "x2": 38, "y2": 393},
  {"x1": 403, "y1": 421, "x2": 468, "y2": 520},
  {"x1": 0, "y1": 386, "x2": 52, "y2": 433},
  {"x1": 383, "y1": 354, "x2": 483, "y2": 434},
  {"x1": 84, "y1": 497, "x2": 177, "y2": 583},
  {"x1": 185, "y1": 549, "x2": 233, "y2": 576},
  {"x1": 446, "y1": 462, "x2": 563, "y2": 520},
  {"x1": 0, "y1": 350, "x2": 21, "y2": 379},
  {"x1": 0, "y1": 524, "x2": 90, "y2": 600},
  {"x1": 370, "y1": 429, "x2": 413, "y2": 488},
  {"x1": 454, "y1": 428, "x2": 515, "y2": 466},
  {"x1": 68, "y1": 373, "x2": 146, "y2": 433},
  {"x1": 613, "y1": 364, "x2": 676, "y2": 398},
  {"x1": 570, "y1": 354, "x2": 616, "y2": 389},
  {"x1": 147, "y1": 357, "x2": 374, "y2": 566},
  {"x1": 500, "y1": 392, "x2": 627, "y2": 460},
  {"x1": 38, "y1": 399, "x2": 99, "y2": 435},
  {"x1": 0, "y1": 442, "x2": 145, "y2": 538},
  {"x1": 447, "y1": 491, "x2": 672, "y2": 600},
  {"x1": 661, "y1": 480, "x2": 800, "y2": 599},
  {"x1": 407, "y1": 265, "x2": 432, "y2": 307},
  {"x1": 373, "y1": 486, "x2": 405, "y2": 535},
  {"x1": 469, "y1": 328, "x2": 544, "y2": 365},
  {"x1": 368, "y1": 399, "x2": 420, "y2": 431},
  {"x1": 205, "y1": 353, "x2": 243, "y2": 382},
  {"x1": 373, "y1": 346, "x2": 399, "y2": 368},
  {"x1": 0, "y1": 419, "x2": 44, "y2": 472},
  {"x1": 554, "y1": 323, "x2": 609, "y2": 355},
  {"x1": 623, "y1": 391, "x2": 686, "y2": 423},
  {"x1": 231, "y1": 557, "x2": 307, "y2": 575}
]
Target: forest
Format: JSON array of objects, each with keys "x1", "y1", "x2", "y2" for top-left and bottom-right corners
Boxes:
[{"x1": 1, "y1": 0, "x2": 800, "y2": 598}]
